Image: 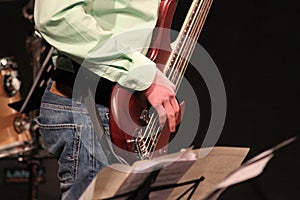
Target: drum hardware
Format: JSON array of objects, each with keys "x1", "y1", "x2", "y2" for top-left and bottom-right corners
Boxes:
[
  {"x1": 1, "y1": 56, "x2": 21, "y2": 97},
  {"x1": 12, "y1": 7, "x2": 56, "y2": 198},
  {"x1": 3, "y1": 71, "x2": 21, "y2": 97},
  {"x1": 14, "y1": 115, "x2": 31, "y2": 134},
  {"x1": 0, "y1": 57, "x2": 18, "y2": 70},
  {"x1": 0, "y1": 55, "x2": 33, "y2": 160},
  {"x1": 3, "y1": 2, "x2": 57, "y2": 198}
]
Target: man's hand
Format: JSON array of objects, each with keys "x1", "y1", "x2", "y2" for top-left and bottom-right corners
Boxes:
[{"x1": 143, "y1": 69, "x2": 180, "y2": 132}]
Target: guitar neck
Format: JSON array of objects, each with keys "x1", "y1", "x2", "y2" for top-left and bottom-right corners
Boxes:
[{"x1": 166, "y1": 0, "x2": 214, "y2": 91}]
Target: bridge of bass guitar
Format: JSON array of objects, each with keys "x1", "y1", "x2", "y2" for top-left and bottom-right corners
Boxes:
[{"x1": 109, "y1": 84, "x2": 170, "y2": 164}]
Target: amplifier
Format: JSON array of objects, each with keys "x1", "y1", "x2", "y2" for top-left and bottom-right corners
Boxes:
[{"x1": 0, "y1": 152, "x2": 60, "y2": 200}]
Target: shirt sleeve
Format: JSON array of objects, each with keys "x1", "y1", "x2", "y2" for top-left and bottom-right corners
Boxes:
[{"x1": 34, "y1": 0, "x2": 157, "y2": 91}]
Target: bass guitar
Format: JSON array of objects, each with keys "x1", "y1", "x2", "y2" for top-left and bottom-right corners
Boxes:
[{"x1": 109, "y1": 0, "x2": 214, "y2": 164}]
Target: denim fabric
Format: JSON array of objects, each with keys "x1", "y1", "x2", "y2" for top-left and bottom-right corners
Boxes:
[{"x1": 36, "y1": 80, "x2": 110, "y2": 200}]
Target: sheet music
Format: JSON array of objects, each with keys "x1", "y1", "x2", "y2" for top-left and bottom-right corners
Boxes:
[
  {"x1": 80, "y1": 148, "x2": 197, "y2": 200},
  {"x1": 203, "y1": 137, "x2": 297, "y2": 200},
  {"x1": 79, "y1": 147, "x2": 248, "y2": 200},
  {"x1": 168, "y1": 147, "x2": 250, "y2": 200}
]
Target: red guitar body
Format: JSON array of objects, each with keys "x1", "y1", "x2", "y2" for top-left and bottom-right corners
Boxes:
[{"x1": 109, "y1": 0, "x2": 178, "y2": 164}]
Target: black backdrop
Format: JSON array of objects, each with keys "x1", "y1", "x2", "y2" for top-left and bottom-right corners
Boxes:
[{"x1": 0, "y1": 0, "x2": 299, "y2": 199}]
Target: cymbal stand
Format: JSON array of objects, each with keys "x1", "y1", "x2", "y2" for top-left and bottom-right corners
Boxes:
[{"x1": 22, "y1": 1, "x2": 47, "y2": 199}]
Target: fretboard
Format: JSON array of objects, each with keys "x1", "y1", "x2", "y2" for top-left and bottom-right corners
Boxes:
[{"x1": 165, "y1": 0, "x2": 214, "y2": 91}]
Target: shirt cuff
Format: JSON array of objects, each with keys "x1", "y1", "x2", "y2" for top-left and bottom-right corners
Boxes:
[
  {"x1": 84, "y1": 51, "x2": 156, "y2": 91},
  {"x1": 117, "y1": 51, "x2": 156, "y2": 91}
]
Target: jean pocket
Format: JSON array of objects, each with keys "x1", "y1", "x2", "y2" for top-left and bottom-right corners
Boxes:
[{"x1": 36, "y1": 120, "x2": 82, "y2": 192}]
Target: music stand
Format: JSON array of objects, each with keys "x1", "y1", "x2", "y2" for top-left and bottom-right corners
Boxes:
[{"x1": 102, "y1": 168, "x2": 205, "y2": 200}]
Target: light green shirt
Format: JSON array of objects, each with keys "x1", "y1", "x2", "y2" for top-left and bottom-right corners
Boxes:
[{"x1": 34, "y1": 0, "x2": 160, "y2": 91}]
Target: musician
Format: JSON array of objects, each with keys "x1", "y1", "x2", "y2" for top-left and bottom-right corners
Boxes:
[{"x1": 34, "y1": 0, "x2": 180, "y2": 199}]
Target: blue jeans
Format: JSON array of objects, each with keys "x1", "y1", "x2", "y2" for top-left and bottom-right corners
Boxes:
[{"x1": 36, "y1": 80, "x2": 110, "y2": 199}]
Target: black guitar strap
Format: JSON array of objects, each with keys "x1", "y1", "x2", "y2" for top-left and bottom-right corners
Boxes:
[{"x1": 83, "y1": 80, "x2": 128, "y2": 165}]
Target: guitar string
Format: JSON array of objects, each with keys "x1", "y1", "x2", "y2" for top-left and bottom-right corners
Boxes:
[
  {"x1": 168, "y1": 0, "x2": 204, "y2": 86},
  {"x1": 174, "y1": 0, "x2": 213, "y2": 88},
  {"x1": 142, "y1": 0, "x2": 212, "y2": 159},
  {"x1": 149, "y1": 0, "x2": 213, "y2": 159},
  {"x1": 159, "y1": 0, "x2": 213, "y2": 149},
  {"x1": 170, "y1": 0, "x2": 213, "y2": 88},
  {"x1": 139, "y1": 0, "x2": 213, "y2": 159}
]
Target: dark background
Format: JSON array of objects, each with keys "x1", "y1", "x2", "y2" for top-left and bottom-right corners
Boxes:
[{"x1": 0, "y1": 0, "x2": 299, "y2": 199}]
